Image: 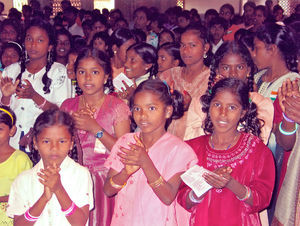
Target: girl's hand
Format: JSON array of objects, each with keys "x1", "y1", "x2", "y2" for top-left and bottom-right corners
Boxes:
[
  {"x1": 16, "y1": 79, "x2": 37, "y2": 99},
  {"x1": 72, "y1": 109, "x2": 100, "y2": 133},
  {"x1": 117, "y1": 80, "x2": 137, "y2": 100},
  {"x1": 118, "y1": 135, "x2": 148, "y2": 175},
  {"x1": 38, "y1": 163, "x2": 62, "y2": 193},
  {"x1": 203, "y1": 166, "x2": 232, "y2": 189},
  {"x1": 43, "y1": 186, "x2": 53, "y2": 201},
  {"x1": 0, "y1": 77, "x2": 19, "y2": 97},
  {"x1": 183, "y1": 90, "x2": 192, "y2": 111}
]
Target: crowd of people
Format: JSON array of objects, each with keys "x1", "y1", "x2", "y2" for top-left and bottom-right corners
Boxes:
[{"x1": 0, "y1": 0, "x2": 299, "y2": 225}]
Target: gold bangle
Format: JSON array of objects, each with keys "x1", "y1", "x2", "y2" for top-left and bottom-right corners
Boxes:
[
  {"x1": 109, "y1": 177, "x2": 126, "y2": 189},
  {"x1": 148, "y1": 176, "x2": 165, "y2": 188}
]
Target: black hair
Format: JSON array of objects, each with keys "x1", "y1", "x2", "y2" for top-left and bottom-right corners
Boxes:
[
  {"x1": 53, "y1": 28, "x2": 73, "y2": 61},
  {"x1": 158, "y1": 42, "x2": 183, "y2": 66},
  {"x1": 204, "y1": 9, "x2": 219, "y2": 19},
  {"x1": 133, "y1": 6, "x2": 150, "y2": 21},
  {"x1": 130, "y1": 79, "x2": 184, "y2": 130},
  {"x1": 234, "y1": 28, "x2": 254, "y2": 50},
  {"x1": 207, "y1": 41, "x2": 256, "y2": 93},
  {"x1": 29, "y1": 107, "x2": 77, "y2": 165},
  {"x1": 131, "y1": 28, "x2": 147, "y2": 42},
  {"x1": 243, "y1": 1, "x2": 256, "y2": 11},
  {"x1": 109, "y1": 28, "x2": 135, "y2": 57},
  {"x1": 0, "y1": 41, "x2": 22, "y2": 68},
  {"x1": 201, "y1": 78, "x2": 262, "y2": 137},
  {"x1": 220, "y1": 3, "x2": 235, "y2": 16},
  {"x1": 127, "y1": 42, "x2": 157, "y2": 78},
  {"x1": 273, "y1": 4, "x2": 284, "y2": 14},
  {"x1": 0, "y1": 19, "x2": 21, "y2": 43},
  {"x1": 209, "y1": 16, "x2": 228, "y2": 30},
  {"x1": 91, "y1": 31, "x2": 110, "y2": 49},
  {"x1": 74, "y1": 47, "x2": 113, "y2": 93},
  {"x1": 92, "y1": 14, "x2": 108, "y2": 30},
  {"x1": 17, "y1": 19, "x2": 55, "y2": 94},
  {"x1": 256, "y1": 23, "x2": 298, "y2": 72},
  {"x1": 178, "y1": 10, "x2": 190, "y2": 20},
  {"x1": 158, "y1": 29, "x2": 175, "y2": 46},
  {"x1": 255, "y1": 5, "x2": 267, "y2": 18},
  {"x1": 0, "y1": 105, "x2": 16, "y2": 128}
]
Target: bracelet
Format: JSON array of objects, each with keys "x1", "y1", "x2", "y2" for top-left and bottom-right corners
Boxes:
[
  {"x1": 282, "y1": 113, "x2": 294, "y2": 123},
  {"x1": 279, "y1": 122, "x2": 298, "y2": 136},
  {"x1": 62, "y1": 201, "x2": 77, "y2": 217},
  {"x1": 35, "y1": 98, "x2": 47, "y2": 110},
  {"x1": 109, "y1": 177, "x2": 126, "y2": 189},
  {"x1": 188, "y1": 190, "x2": 204, "y2": 203},
  {"x1": 148, "y1": 176, "x2": 165, "y2": 188},
  {"x1": 24, "y1": 208, "x2": 39, "y2": 222},
  {"x1": 237, "y1": 186, "x2": 251, "y2": 201}
]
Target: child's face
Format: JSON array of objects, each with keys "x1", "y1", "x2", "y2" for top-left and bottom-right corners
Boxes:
[
  {"x1": 0, "y1": 25, "x2": 18, "y2": 43},
  {"x1": 93, "y1": 21, "x2": 106, "y2": 32},
  {"x1": 254, "y1": 9, "x2": 265, "y2": 25},
  {"x1": 1, "y1": 47, "x2": 20, "y2": 68},
  {"x1": 34, "y1": 125, "x2": 73, "y2": 167},
  {"x1": 76, "y1": 57, "x2": 108, "y2": 95},
  {"x1": 93, "y1": 38, "x2": 107, "y2": 52},
  {"x1": 180, "y1": 30, "x2": 207, "y2": 66},
  {"x1": 25, "y1": 26, "x2": 51, "y2": 61},
  {"x1": 0, "y1": 122, "x2": 16, "y2": 146},
  {"x1": 132, "y1": 91, "x2": 172, "y2": 136},
  {"x1": 209, "y1": 89, "x2": 245, "y2": 135},
  {"x1": 56, "y1": 34, "x2": 71, "y2": 58},
  {"x1": 209, "y1": 24, "x2": 225, "y2": 42},
  {"x1": 134, "y1": 11, "x2": 149, "y2": 30},
  {"x1": 219, "y1": 7, "x2": 233, "y2": 22},
  {"x1": 253, "y1": 37, "x2": 272, "y2": 70},
  {"x1": 157, "y1": 49, "x2": 177, "y2": 73},
  {"x1": 217, "y1": 53, "x2": 250, "y2": 81},
  {"x1": 125, "y1": 49, "x2": 151, "y2": 79},
  {"x1": 159, "y1": 32, "x2": 173, "y2": 47},
  {"x1": 114, "y1": 39, "x2": 136, "y2": 65}
]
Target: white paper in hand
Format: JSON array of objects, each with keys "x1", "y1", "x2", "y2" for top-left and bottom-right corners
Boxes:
[
  {"x1": 181, "y1": 165, "x2": 213, "y2": 197},
  {"x1": 113, "y1": 72, "x2": 134, "y2": 92}
]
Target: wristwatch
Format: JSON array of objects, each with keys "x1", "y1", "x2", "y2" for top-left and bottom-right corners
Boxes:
[{"x1": 95, "y1": 129, "x2": 104, "y2": 139}]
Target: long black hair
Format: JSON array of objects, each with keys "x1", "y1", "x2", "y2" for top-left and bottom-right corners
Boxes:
[
  {"x1": 129, "y1": 79, "x2": 184, "y2": 130},
  {"x1": 17, "y1": 19, "x2": 55, "y2": 94},
  {"x1": 201, "y1": 78, "x2": 262, "y2": 137}
]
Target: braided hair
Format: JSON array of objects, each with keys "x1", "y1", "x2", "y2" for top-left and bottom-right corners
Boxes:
[
  {"x1": 201, "y1": 78, "x2": 262, "y2": 137},
  {"x1": 207, "y1": 41, "x2": 257, "y2": 95},
  {"x1": 17, "y1": 19, "x2": 55, "y2": 94}
]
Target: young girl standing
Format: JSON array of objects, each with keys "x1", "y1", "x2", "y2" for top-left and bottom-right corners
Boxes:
[
  {"x1": 61, "y1": 47, "x2": 131, "y2": 226},
  {"x1": 6, "y1": 108, "x2": 93, "y2": 226},
  {"x1": 159, "y1": 24, "x2": 210, "y2": 140},
  {"x1": 178, "y1": 78, "x2": 275, "y2": 226},
  {"x1": 104, "y1": 79, "x2": 198, "y2": 226},
  {"x1": 0, "y1": 19, "x2": 71, "y2": 151},
  {"x1": 0, "y1": 106, "x2": 32, "y2": 225}
]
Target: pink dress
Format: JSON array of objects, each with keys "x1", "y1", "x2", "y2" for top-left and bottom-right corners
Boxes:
[
  {"x1": 61, "y1": 94, "x2": 131, "y2": 226},
  {"x1": 178, "y1": 133, "x2": 275, "y2": 226},
  {"x1": 159, "y1": 67, "x2": 210, "y2": 140},
  {"x1": 104, "y1": 132, "x2": 198, "y2": 226}
]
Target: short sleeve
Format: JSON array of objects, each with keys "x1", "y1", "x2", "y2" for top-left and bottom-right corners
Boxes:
[{"x1": 15, "y1": 151, "x2": 33, "y2": 173}]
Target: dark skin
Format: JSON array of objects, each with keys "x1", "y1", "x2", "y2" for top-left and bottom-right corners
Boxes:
[
  {"x1": 275, "y1": 79, "x2": 299, "y2": 150},
  {"x1": 14, "y1": 162, "x2": 89, "y2": 226}
]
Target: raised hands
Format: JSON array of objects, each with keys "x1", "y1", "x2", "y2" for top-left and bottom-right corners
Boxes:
[
  {"x1": 72, "y1": 107, "x2": 100, "y2": 133},
  {"x1": 203, "y1": 166, "x2": 232, "y2": 189},
  {"x1": 0, "y1": 77, "x2": 19, "y2": 97},
  {"x1": 16, "y1": 79, "x2": 37, "y2": 99},
  {"x1": 37, "y1": 162, "x2": 62, "y2": 201},
  {"x1": 117, "y1": 80, "x2": 137, "y2": 100},
  {"x1": 118, "y1": 134, "x2": 150, "y2": 175},
  {"x1": 278, "y1": 79, "x2": 300, "y2": 124}
]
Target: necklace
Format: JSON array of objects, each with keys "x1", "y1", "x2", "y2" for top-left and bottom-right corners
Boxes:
[
  {"x1": 81, "y1": 95, "x2": 105, "y2": 118},
  {"x1": 210, "y1": 132, "x2": 239, "y2": 150}
]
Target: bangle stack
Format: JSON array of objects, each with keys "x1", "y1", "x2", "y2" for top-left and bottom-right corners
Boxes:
[
  {"x1": 62, "y1": 201, "x2": 77, "y2": 217},
  {"x1": 148, "y1": 176, "x2": 165, "y2": 189},
  {"x1": 279, "y1": 122, "x2": 298, "y2": 136},
  {"x1": 24, "y1": 208, "x2": 39, "y2": 222},
  {"x1": 110, "y1": 177, "x2": 126, "y2": 189},
  {"x1": 189, "y1": 190, "x2": 204, "y2": 203},
  {"x1": 237, "y1": 186, "x2": 251, "y2": 201}
]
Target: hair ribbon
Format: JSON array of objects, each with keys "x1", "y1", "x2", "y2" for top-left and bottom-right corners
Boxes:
[{"x1": 0, "y1": 108, "x2": 14, "y2": 124}]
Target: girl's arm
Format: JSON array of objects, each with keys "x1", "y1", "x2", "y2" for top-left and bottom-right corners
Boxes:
[{"x1": 14, "y1": 191, "x2": 50, "y2": 226}]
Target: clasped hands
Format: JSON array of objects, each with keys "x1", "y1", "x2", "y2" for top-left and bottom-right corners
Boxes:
[{"x1": 203, "y1": 166, "x2": 233, "y2": 189}]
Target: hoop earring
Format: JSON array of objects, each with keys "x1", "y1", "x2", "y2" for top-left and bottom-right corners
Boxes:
[{"x1": 203, "y1": 52, "x2": 207, "y2": 59}]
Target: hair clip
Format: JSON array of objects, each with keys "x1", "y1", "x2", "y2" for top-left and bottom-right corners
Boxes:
[
  {"x1": 162, "y1": 80, "x2": 171, "y2": 95},
  {"x1": 249, "y1": 98, "x2": 252, "y2": 103},
  {"x1": 208, "y1": 89, "x2": 212, "y2": 94}
]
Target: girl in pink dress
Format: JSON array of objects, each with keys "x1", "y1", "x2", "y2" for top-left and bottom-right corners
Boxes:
[
  {"x1": 178, "y1": 78, "x2": 275, "y2": 226},
  {"x1": 104, "y1": 79, "x2": 198, "y2": 226},
  {"x1": 60, "y1": 48, "x2": 131, "y2": 226}
]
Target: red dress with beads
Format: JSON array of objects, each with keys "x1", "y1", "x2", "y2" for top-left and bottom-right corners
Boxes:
[{"x1": 177, "y1": 133, "x2": 275, "y2": 226}]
